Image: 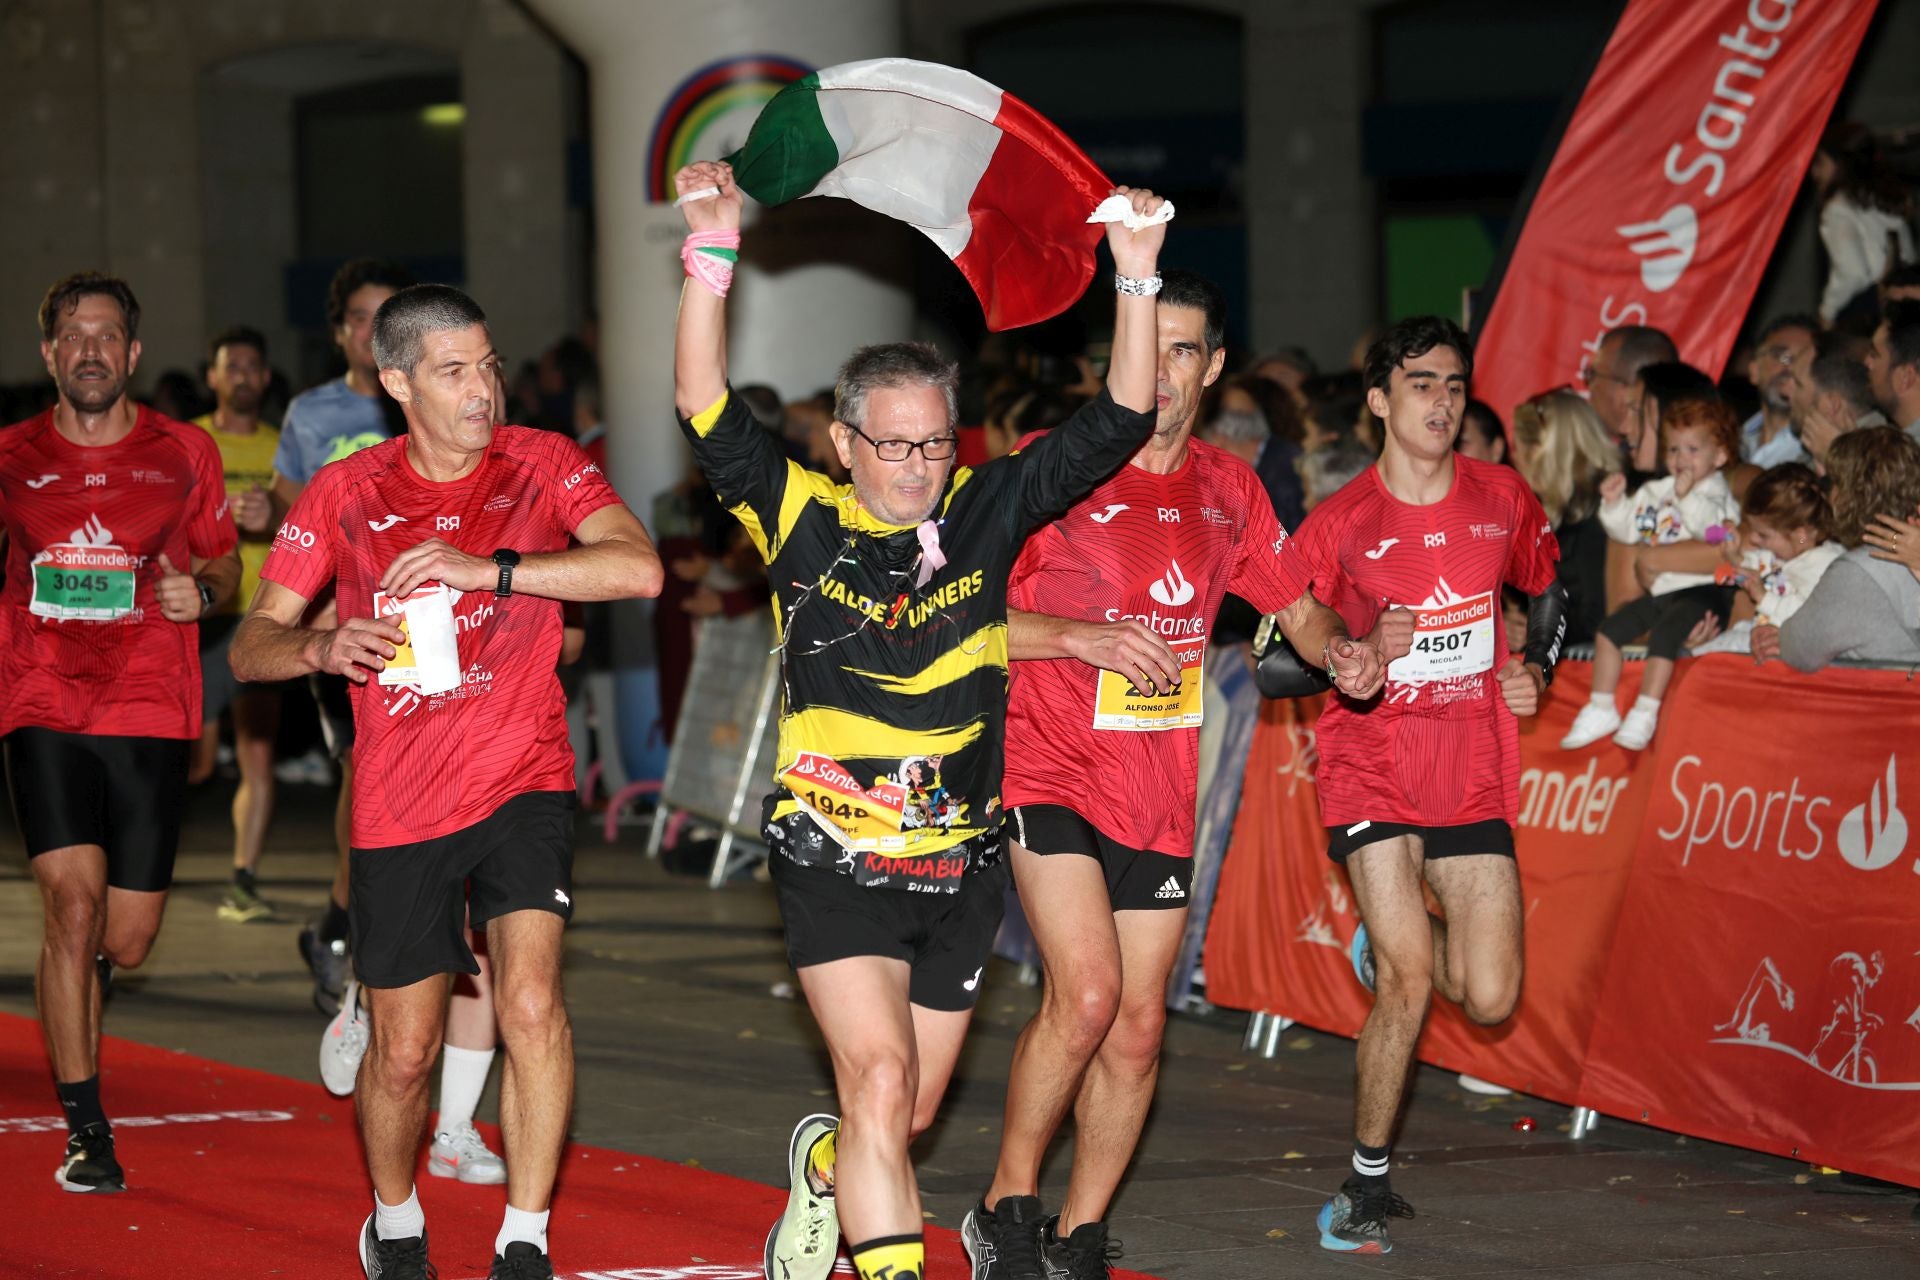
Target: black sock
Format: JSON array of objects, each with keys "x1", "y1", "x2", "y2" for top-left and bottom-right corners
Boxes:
[
  {"x1": 319, "y1": 899, "x2": 350, "y2": 945},
  {"x1": 56, "y1": 1076, "x2": 107, "y2": 1134},
  {"x1": 233, "y1": 867, "x2": 257, "y2": 895},
  {"x1": 1352, "y1": 1140, "x2": 1391, "y2": 1188}
]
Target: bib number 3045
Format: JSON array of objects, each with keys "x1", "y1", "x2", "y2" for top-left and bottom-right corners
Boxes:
[{"x1": 30, "y1": 543, "x2": 135, "y2": 620}]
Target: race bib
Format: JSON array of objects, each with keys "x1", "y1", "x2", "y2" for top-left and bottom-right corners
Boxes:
[
  {"x1": 780, "y1": 751, "x2": 913, "y2": 851},
  {"x1": 1389, "y1": 591, "x2": 1496, "y2": 683},
  {"x1": 1092, "y1": 639, "x2": 1205, "y2": 731},
  {"x1": 29, "y1": 543, "x2": 135, "y2": 620}
]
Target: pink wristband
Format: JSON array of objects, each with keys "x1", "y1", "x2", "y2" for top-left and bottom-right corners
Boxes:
[{"x1": 682, "y1": 230, "x2": 741, "y2": 298}]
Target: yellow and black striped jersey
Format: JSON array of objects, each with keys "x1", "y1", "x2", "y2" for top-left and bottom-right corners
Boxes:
[{"x1": 677, "y1": 386, "x2": 1154, "y2": 893}]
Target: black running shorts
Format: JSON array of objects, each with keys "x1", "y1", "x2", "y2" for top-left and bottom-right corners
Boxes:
[
  {"x1": 1324, "y1": 818, "x2": 1516, "y2": 864},
  {"x1": 349, "y1": 790, "x2": 576, "y2": 989},
  {"x1": 769, "y1": 852, "x2": 1009, "y2": 1013},
  {"x1": 3, "y1": 727, "x2": 189, "y2": 892},
  {"x1": 1007, "y1": 804, "x2": 1194, "y2": 911},
  {"x1": 309, "y1": 672, "x2": 355, "y2": 759}
]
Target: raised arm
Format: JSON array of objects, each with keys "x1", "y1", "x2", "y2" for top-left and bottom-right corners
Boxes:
[{"x1": 673, "y1": 159, "x2": 743, "y2": 418}]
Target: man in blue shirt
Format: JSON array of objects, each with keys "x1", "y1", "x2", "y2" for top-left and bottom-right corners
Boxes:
[{"x1": 272, "y1": 259, "x2": 414, "y2": 503}]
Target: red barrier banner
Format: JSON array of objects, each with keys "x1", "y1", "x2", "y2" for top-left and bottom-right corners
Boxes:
[
  {"x1": 1580, "y1": 659, "x2": 1920, "y2": 1187},
  {"x1": 1205, "y1": 657, "x2": 1920, "y2": 1184},
  {"x1": 1473, "y1": 0, "x2": 1878, "y2": 420}
]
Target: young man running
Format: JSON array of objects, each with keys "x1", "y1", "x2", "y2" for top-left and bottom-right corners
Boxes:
[
  {"x1": 671, "y1": 160, "x2": 1163, "y2": 1280},
  {"x1": 191, "y1": 324, "x2": 286, "y2": 922},
  {"x1": 967, "y1": 271, "x2": 1388, "y2": 1279},
  {"x1": 1, "y1": 272, "x2": 240, "y2": 1192},
  {"x1": 233, "y1": 283, "x2": 661, "y2": 1279},
  {"x1": 1271, "y1": 316, "x2": 1567, "y2": 1254}
]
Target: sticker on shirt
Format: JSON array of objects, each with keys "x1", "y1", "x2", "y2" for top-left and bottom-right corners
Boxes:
[
  {"x1": 1388, "y1": 586, "x2": 1495, "y2": 685},
  {"x1": 373, "y1": 582, "x2": 461, "y2": 695},
  {"x1": 780, "y1": 751, "x2": 973, "y2": 851},
  {"x1": 29, "y1": 516, "x2": 135, "y2": 621},
  {"x1": 1092, "y1": 638, "x2": 1205, "y2": 731}
]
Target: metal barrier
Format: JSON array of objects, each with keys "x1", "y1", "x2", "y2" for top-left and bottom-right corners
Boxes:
[{"x1": 646, "y1": 609, "x2": 783, "y2": 887}]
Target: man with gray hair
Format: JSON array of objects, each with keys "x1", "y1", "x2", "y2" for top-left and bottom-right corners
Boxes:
[
  {"x1": 231, "y1": 283, "x2": 663, "y2": 1280},
  {"x1": 673, "y1": 158, "x2": 1166, "y2": 1280}
]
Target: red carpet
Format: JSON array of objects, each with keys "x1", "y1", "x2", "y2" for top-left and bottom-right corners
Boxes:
[{"x1": 1, "y1": 1012, "x2": 1156, "y2": 1279}]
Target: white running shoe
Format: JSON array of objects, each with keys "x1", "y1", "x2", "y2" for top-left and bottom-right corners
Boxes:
[
  {"x1": 1559, "y1": 701, "x2": 1621, "y2": 749},
  {"x1": 1456, "y1": 1072, "x2": 1511, "y2": 1095},
  {"x1": 763, "y1": 1113, "x2": 839, "y2": 1280},
  {"x1": 429, "y1": 1120, "x2": 507, "y2": 1185},
  {"x1": 1612, "y1": 702, "x2": 1659, "y2": 751},
  {"x1": 320, "y1": 977, "x2": 369, "y2": 1097}
]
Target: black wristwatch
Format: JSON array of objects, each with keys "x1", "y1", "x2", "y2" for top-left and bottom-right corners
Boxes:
[
  {"x1": 491, "y1": 548, "x2": 521, "y2": 598},
  {"x1": 196, "y1": 580, "x2": 217, "y2": 616}
]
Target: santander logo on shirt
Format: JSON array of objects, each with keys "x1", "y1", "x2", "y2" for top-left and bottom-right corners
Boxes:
[{"x1": 1149, "y1": 559, "x2": 1196, "y2": 607}]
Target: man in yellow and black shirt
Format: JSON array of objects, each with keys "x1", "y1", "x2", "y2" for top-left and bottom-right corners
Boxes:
[
  {"x1": 672, "y1": 160, "x2": 1166, "y2": 1280},
  {"x1": 192, "y1": 325, "x2": 285, "y2": 923}
]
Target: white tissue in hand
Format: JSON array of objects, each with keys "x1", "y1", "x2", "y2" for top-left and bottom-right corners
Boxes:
[{"x1": 1087, "y1": 194, "x2": 1175, "y2": 231}]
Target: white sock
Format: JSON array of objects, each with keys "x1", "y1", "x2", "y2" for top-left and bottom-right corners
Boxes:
[
  {"x1": 1630, "y1": 693, "x2": 1662, "y2": 715},
  {"x1": 374, "y1": 1186, "x2": 426, "y2": 1241},
  {"x1": 496, "y1": 1204, "x2": 550, "y2": 1256},
  {"x1": 1587, "y1": 691, "x2": 1615, "y2": 710},
  {"x1": 436, "y1": 1043, "x2": 495, "y2": 1135}
]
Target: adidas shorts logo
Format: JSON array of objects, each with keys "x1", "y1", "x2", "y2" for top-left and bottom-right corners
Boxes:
[{"x1": 1153, "y1": 876, "x2": 1186, "y2": 900}]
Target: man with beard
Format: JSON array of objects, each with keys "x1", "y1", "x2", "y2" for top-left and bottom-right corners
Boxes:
[
  {"x1": 192, "y1": 325, "x2": 286, "y2": 923},
  {"x1": 1740, "y1": 315, "x2": 1816, "y2": 467},
  {"x1": 0, "y1": 273, "x2": 240, "y2": 1192}
]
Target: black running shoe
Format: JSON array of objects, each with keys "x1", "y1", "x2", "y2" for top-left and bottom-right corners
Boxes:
[
  {"x1": 1054, "y1": 1220, "x2": 1122, "y2": 1280},
  {"x1": 1316, "y1": 1175, "x2": 1415, "y2": 1254},
  {"x1": 358, "y1": 1214, "x2": 438, "y2": 1279},
  {"x1": 55, "y1": 1121, "x2": 125, "y2": 1193},
  {"x1": 961, "y1": 1194, "x2": 1052, "y2": 1280},
  {"x1": 490, "y1": 1241, "x2": 555, "y2": 1279},
  {"x1": 301, "y1": 923, "x2": 350, "y2": 1016}
]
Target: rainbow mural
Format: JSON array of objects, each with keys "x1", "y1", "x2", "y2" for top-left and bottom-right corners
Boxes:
[{"x1": 646, "y1": 53, "x2": 813, "y2": 203}]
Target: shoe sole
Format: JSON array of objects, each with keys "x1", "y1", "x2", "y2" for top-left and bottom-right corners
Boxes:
[
  {"x1": 428, "y1": 1153, "x2": 506, "y2": 1185},
  {"x1": 1316, "y1": 1199, "x2": 1389, "y2": 1254},
  {"x1": 763, "y1": 1113, "x2": 839, "y2": 1280},
  {"x1": 959, "y1": 1209, "x2": 989, "y2": 1280},
  {"x1": 55, "y1": 1170, "x2": 126, "y2": 1193}
]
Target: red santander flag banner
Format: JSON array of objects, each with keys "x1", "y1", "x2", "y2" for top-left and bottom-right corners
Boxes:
[{"x1": 1473, "y1": 0, "x2": 1878, "y2": 421}]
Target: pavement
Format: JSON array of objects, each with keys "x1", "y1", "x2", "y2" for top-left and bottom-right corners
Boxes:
[{"x1": 2, "y1": 780, "x2": 1916, "y2": 1278}]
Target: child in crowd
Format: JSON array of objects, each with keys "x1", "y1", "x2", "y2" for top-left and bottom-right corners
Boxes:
[
  {"x1": 1689, "y1": 464, "x2": 1844, "y2": 658},
  {"x1": 1563, "y1": 398, "x2": 1743, "y2": 750}
]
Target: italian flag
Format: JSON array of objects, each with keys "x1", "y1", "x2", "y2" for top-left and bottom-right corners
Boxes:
[{"x1": 724, "y1": 58, "x2": 1112, "y2": 332}]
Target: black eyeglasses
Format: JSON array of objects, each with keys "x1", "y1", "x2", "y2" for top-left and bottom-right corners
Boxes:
[{"x1": 843, "y1": 423, "x2": 958, "y2": 462}]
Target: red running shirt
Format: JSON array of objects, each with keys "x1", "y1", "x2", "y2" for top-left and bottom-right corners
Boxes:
[
  {"x1": 0, "y1": 407, "x2": 238, "y2": 739},
  {"x1": 1273, "y1": 457, "x2": 1559, "y2": 828},
  {"x1": 1005, "y1": 439, "x2": 1303, "y2": 858},
  {"x1": 260, "y1": 428, "x2": 620, "y2": 848}
]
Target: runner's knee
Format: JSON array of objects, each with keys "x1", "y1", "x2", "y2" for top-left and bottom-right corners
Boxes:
[
  {"x1": 494, "y1": 976, "x2": 568, "y2": 1048},
  {"x1": 43, "y1": 888, "x2": 104, "y2": 954},
  {"x1": 1101, "y1": 998, "x2": 1167, "y2": 1074},
  {"x1": 1461, "y1": 970, "x2": 1520, "y2": 1026},
  {"x1": 840, "y1": 1051, "x2": 915, "y2": 1128},
  {"x1": 1044, "y1": 971, "x2": 1121, "y2": 1052},
  {"x1": 100, "y1": 930, "x2": 155, "y2": 970}
]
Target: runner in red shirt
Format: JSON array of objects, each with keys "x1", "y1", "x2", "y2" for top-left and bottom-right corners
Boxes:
[
  {"x1": 0, "y1": 273, "x2": 241, "y2": 1195},
  {"x1": 231, "y1": 284, "x2": 662, "y2": 1280},
  {"x1": 968, "y1": 272, "x2": 1387, "y2": 1280},
  {"x1": 1270, "y1": 317, "x2": 1568, "y2": 1255}
]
